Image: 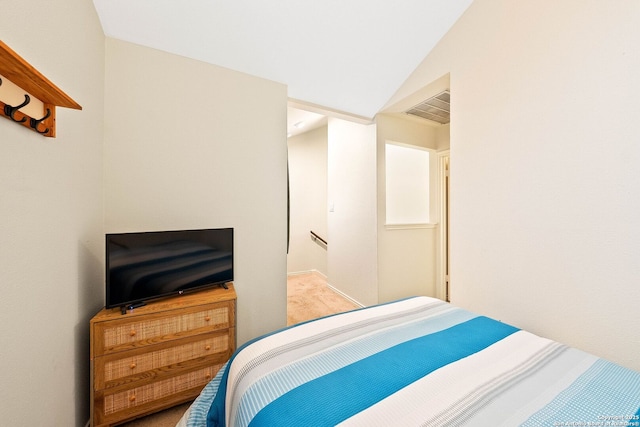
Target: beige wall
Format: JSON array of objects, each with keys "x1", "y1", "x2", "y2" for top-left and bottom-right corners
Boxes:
[
  {"x1": 328, "y1": 118, "x2": 378, "y2": 305},
  {"x1": 103, "y1": 39, "x2": 289, "y2": 346},
  {"x1": 375, "y1": 114, "x2": 441, "y2": 302},
  {"x1": 287, "y1": 126, "x2": 328, "y2": 275},
  {"x1": 0, "y1": 1, "x2": 105, "y2": 425},
  {"x1": 387, "y1": 0, "x2": 640, "y2": 371},
  {"x1": 436, "y1": 124, "x2": 450, "y2": 151}
]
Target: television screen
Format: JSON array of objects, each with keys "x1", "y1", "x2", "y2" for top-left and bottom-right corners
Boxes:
[{"x1": 106, "y1": 228, "x2": 233, "y2": 309}]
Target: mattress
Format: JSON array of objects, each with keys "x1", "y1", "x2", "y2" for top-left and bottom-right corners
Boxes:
[{"x1": 178, "y1": 296, "x2": 640, "y2": 427}]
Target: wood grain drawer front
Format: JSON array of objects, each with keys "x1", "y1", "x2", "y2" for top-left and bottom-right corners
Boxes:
[
  {"x1": 101, "y1": 364, "x2": 223, "y2": 417},
  {"x1": 102, "y1": 334, "x2": 230, "y2": 385},
  {"x1": 90, "y1": 285, "x2": 236, "y2": 427},
  {"x1": 97, "y1": 303, "x2": 231, "y2": 355}
]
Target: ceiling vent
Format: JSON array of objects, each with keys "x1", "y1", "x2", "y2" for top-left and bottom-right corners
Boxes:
[{"x1": 405, "y1": 90, "x2": 450, "y2": 124}]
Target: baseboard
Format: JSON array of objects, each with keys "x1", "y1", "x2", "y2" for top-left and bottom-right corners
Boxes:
[
  {"x1": 326, "y1": 283, "x2": 365, "y2": 308},
  {"x1": 287, "y1": 270, "x2": 311, "y2": 277},
  {"x1": 287, "y1": 269, "x2": 327, "y2": 279},
  {"x1": 287, "y1": 270, "x2": 363, "y2": 307},
  {"x1": 310, "y1": 270, "x2": 327, "y2": 280}
]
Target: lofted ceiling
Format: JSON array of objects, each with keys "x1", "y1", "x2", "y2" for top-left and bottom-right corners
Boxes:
[{"x1": 93, "y1": 0, "x2": 472, "y2": 131}]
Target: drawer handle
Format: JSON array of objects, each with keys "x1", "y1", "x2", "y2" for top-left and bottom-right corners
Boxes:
[
  {"x1": 130, "y1": 363, "x2": 137, "y2": 369},
  {"x1": 205, "y1": 372, "x2": 211, "y2": 379},
  {"x1": 129, "y1": 395, "x2": 136, "y2": 402},
  {"x1": 129, "y1": 330, "x2": 136, "y2": 337},
  {"x1": 205, "y1": 345, "x2": 211, "y2": 351},
  {"x1": 204, "y1": 316, "x2": 211, "y2": 322}
]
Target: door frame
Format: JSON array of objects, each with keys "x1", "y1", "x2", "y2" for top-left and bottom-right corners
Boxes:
[{"x1": 437, "y1": 150, "x2": 450, "y2": 301}]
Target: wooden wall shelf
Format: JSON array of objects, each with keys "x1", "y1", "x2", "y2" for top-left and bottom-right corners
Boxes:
[{"x1": 0, "y1": 40, "x2": 81, "y2": 137}]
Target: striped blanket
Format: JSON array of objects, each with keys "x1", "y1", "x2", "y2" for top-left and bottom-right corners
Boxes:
[{"x1": 181, "y1": 296, "x2": 640, "y2": 427}]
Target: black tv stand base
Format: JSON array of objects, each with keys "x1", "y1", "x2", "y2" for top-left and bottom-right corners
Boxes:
[{"x1": 120, "y1": 301, "x2": 147, "y2": 315}]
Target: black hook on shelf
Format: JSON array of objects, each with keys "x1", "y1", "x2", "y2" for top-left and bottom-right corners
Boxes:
[
  {"x1": 3, "y1": 94, "x2": 31, "y2": 123},
  {"x1": 30, "y1": 108, "x2": 51, "y2": 134}
]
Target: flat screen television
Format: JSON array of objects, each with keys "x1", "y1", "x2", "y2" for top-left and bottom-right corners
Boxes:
[{"x1": 106, "y1": 228, "x2": 233, "y2": 310}]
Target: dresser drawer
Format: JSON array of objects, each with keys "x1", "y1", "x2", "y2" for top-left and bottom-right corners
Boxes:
[
  {"x1": 93, "y1": 301, "x2": 233, "y2": 356},
  {"x1": 90, "y1": 285, "x2": 236, "y2": 427},
  {"x1": 94, "y1": 331, "x2": 232, "y2": 390},
  {"x1": 94, "y1": 364, "x2": 224, "y2": 426}
]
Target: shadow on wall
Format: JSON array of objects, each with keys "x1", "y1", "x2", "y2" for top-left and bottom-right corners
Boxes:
[{"x1": 76, "y1": 240, "x2": 105, "y2": 426}]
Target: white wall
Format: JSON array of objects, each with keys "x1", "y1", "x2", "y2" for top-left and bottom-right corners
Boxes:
[
  {"x1": 327, "y1": 118, "x2": 378, "y2": 305},
  {"x1": 436, "y1": 124, "x2": 450, "y2": 151},
  {"x1": 375, "y1": 114, "x2": 440, "y2": 302},
  {"x1": 0, "y1": 1, "x2": 105, "y2": 425},
  {"x1": 103, "y1": 39, "x2": 289, "y2": 345},
  {"x1": 386, "y1": 0, "x2": 640, "y2": 371},
  {"x1": 287, "y1": 126, "x2": 328, "y2": 275}
]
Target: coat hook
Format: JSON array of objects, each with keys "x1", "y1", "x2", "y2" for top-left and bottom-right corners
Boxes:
[
  {"x1": 3, "y1": 94, "x2": 31, "y2": 123},
  {"x1": 30, "y1": 108, "x2": 51, "y2": 134}
]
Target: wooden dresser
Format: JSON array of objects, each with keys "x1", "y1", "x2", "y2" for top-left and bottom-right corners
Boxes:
[{"x1": 90, "y1": 284, "x2": 236, "y2": 427}]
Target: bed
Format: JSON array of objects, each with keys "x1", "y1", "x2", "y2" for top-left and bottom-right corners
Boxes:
[{"x1": 177, "y1": 296, "x2": 640, "y2": 427}]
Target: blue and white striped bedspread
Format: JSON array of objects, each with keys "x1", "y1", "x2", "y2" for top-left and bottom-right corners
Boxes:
[{"x1": 185, "y1": 296, "x2": 640, "y2": 427}]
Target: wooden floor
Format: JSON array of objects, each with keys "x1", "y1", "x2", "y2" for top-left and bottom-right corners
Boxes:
[{"x1": 118, "y1": 272, "x2": 356, "y2": 426}]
